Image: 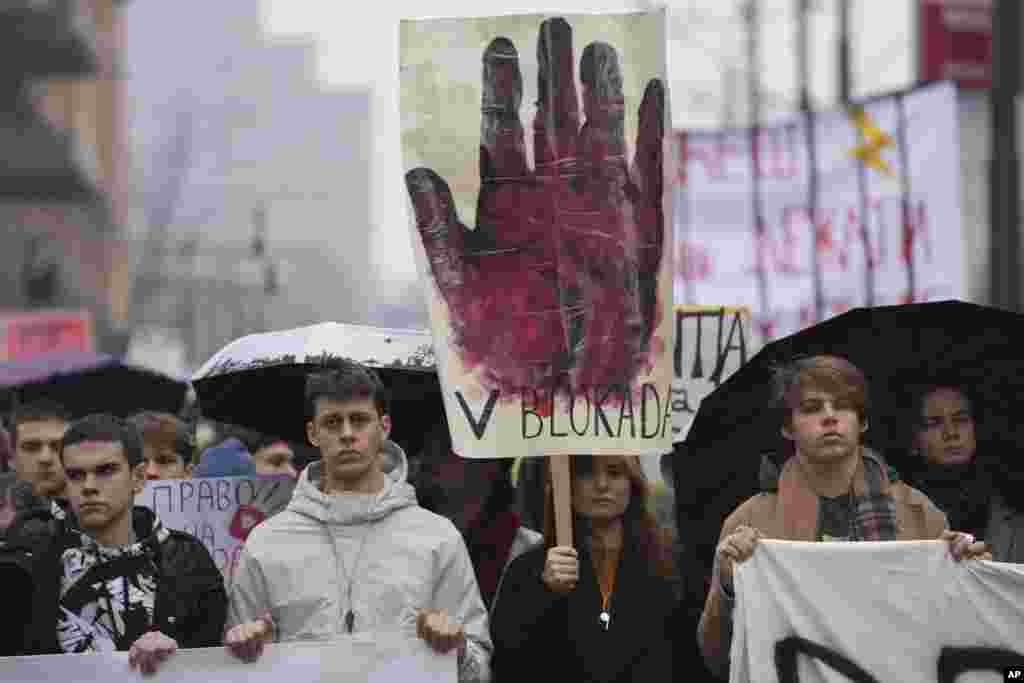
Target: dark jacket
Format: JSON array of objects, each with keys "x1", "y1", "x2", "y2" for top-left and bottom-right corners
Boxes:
[
  {"x1": 1, "y1": 479, "x2": 57, "y2": 538},
  {"x1": 0, "y1": 494, "x2": 68, "y2": 655},
  {"x1": 3, "y1": 504, "x2": 227, "y2": 656},
  {"x1": 491, "y1": 538, "x2": 676, "y2": 683}
]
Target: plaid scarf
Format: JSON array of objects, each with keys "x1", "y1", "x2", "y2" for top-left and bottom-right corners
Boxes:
[
  {"x1": 849, "y1": 452, "x2": 899, "y2": 541},
  {"x1": 765, "y1": 448, "x2": 899, "y2": 542}
]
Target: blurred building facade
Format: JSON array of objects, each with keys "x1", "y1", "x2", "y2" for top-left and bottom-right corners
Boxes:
[
  {"x1": 123, "y1": 0, "x2": 375, "y2": 372},
  {"x1": 0, "y1": 0, "x2": 133, "y2": 355}
]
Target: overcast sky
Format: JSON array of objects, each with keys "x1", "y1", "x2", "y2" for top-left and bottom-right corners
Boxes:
[{"x1": 262, "y1": 0, "x2": 916, "y2": 293}]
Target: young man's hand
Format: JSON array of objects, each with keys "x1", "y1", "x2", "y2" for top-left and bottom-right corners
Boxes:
[
  {"x1": 941, "y1": 530, "x2": 992, "y2": 562},
  {"x1": 416, "y1": 608, "x2": 466, "y2": 657},
  {"x1": 128, "y1": 631, "x2": 178, "y2": 676},
  {"x1": 224, "y1": 615, "x2": 274, "y2": 662},
  {"x1": 716, "y1": 525, "x2": 761, "y2": 593}
]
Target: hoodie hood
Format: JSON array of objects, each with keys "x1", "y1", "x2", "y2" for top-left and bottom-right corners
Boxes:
[{"x1": 288, "y1": 439, "x2": 418, "y2": 525}]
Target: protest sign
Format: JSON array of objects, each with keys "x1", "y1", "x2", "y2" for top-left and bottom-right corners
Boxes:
[
  {"x1": 674, "y1": 82, "x2": 965, "y2": 347},
  {"x1": 401, "y1": 11, "x2": 675, "y2": 462},
  {"x1": 671, "y1": 305, "x2": 754, "y2": 444},
  {"x1": 0, "y1": 309, "x2": 94, "y2": 361},
  {"x1": 0, "y1": 632, "x2": 456, "y2": 683},
  {"x1": 136, "y1": 477, "x2": 295, "y2": 583},
  {"x1": 731, "y1": 541, "x2": 1024, "y2": 683}
]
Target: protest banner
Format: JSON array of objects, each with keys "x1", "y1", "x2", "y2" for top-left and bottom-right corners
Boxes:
[
  {"x1": 0, "y1": 632, "x2": 456, "y2": 683},
  {"x1": 674, "y1": 82, "x2": 966, "y2": 347},
  {"x1": 401, "y1": 10, "x2": 674, "y2": 544},
  {"x1": 136, "y1": 477, "x2": 296, "y2": 583},
  {"x1": 671, "y1": 305, "x2": 754, "y2": 444},
  {"x1": 0, "y1": 309, "x2": 94, "y2": 361},
  {"x1": 731, "y1": 541, "x2": 1024, "y2": 683},
  {"x1": 401, "y1": 10, "x2": 674, "y2": 461}
]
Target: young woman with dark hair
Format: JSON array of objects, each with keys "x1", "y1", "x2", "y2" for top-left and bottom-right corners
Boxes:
[
  {"x1": 490, "y1": 455, "x2": 677, "y2": 683},
  {"x1": 905, "y1": 384, "x2": 1024, "y2": 563}
]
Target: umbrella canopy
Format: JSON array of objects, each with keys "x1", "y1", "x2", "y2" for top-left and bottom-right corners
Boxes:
[
  {"x1": 0, "y1": 351, "x2": 115, "y2": 386},
  {"x1": 0, "y1": 351, "x2": 190, "y2": 419},
  {"x1": 191, "y1": 323, "x2": 444, "y2": 458},
  {"x1": 672, "y1": 300, "x2": 1024, "y2": 560},
  {"x1": 685, "y1": 300, "x2": 1024, "y2": 461}
]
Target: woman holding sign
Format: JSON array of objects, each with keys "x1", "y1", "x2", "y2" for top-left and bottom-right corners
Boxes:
[{"x1": 490, "y1": 455, "x2": 677, "y2": 683}]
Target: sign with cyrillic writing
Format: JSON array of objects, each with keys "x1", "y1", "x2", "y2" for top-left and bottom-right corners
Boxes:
[
  {"x1": 0, "y1": 632, "x2": 456, "y2": 683},
  {"x1": 136, "y1": 477, "x2": 295, "y2": 583},
  {"x1": 671, "y1": 305, "x2": 754, "y2": 443},
  {"x1": 731, "y1": 541, "x2": 1024, "y2": 683},
  {"x1": 401, "y1": 11, "x2": 674, "y2": 458},
  {"x1": 674, "y1": 82, "x2": 965, "y2": 347}
]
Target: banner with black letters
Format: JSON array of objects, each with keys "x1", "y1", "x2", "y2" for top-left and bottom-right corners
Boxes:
[{"x1": 731, "y1": 541, "x2": 1024, "y2": 683}]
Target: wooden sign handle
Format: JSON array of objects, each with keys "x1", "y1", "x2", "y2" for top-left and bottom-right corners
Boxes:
[{"x1": 550, "y1": 454, "x2": 573, "y2": 547}]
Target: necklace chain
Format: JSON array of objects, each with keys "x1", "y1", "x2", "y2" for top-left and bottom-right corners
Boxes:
[
  {"x1": 593, "y1": 545, "x2": 620, "y2": 631},
  {"x1": 326, "y1": 498, "x2": 377, "y2": 634}
]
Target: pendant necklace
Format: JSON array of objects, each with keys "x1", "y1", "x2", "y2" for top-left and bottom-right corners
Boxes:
[
  {"x1": 327, "y1": 508, "x2": 376, "y2": 634},
  {"x1": 595, "y1": 545, "x2": 619, "y2": 631}
]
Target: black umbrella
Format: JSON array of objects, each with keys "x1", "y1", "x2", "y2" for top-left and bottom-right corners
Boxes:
[
  {"x1": 191, "y1": 324, "x2": 445, "y2": 460},
  {"x1": 684, "y1": 300, "x2": 1024, "y2": 462},
  {"x1": 0, "y1": 351, "x2": 190, "y2": 420},
  {"x1": 672, "y1": 300, "x2": 1024, "y2": 585}
]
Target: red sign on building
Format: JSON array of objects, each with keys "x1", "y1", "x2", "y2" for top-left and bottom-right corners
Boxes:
[
  {"x1": 918, "y1": 0, "x2": 993, "y2": 90},
  {"x1": 0, "y1": 309, "x2": 95, "y2": 361}
]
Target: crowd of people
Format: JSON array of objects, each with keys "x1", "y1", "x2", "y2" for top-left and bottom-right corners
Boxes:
[{"x1": 0, "y1": 355, "x2": 1019, "y2": 680}]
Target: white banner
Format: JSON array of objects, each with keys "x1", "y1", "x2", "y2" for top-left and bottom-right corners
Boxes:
[
  {"x1": 135, "y1": 477, "x2": 296, "y2": 583},
  {"x1": 731, "y1": 541, "x2": 1024, "y2": 683},
  {"x1": 674, "y1": 82, "x2": 965, "y2": 347},
  {"x1": 670, "y1": 305, "x2": 754, "y2": 443},
  {"x1": 0, "y1": 633, "x2": 456, "y2": 683}
]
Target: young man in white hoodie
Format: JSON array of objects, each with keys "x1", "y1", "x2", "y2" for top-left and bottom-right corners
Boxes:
[{"x1": 225, "y1": 362, "x2": 492, "y2": 683}]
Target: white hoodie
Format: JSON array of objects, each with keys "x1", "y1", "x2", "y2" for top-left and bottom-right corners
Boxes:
[{"x1": 229, "y1": 440, "x2": 492, "y2": 682}]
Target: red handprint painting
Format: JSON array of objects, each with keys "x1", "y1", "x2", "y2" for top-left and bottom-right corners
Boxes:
[{"x1": 401, "y1": 12, "x2": 674, "y2": 458}]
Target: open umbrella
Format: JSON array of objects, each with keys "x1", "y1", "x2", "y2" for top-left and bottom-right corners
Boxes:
[
  {"x1": 672, "y1": 300, "x2": 1024, "y2": 585},
  {"x1": 684, "y1": 300, "x2": 1024, "y2": 461},
  {"x1": 191, "y1": 323, "x2": 444, "y2": 459},
  {"x1": 0, "y1": 351, "x2": 190, "y2": 419}
]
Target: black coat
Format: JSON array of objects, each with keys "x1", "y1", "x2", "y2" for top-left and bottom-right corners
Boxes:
[
  {"x1": 2, "y1": 504, "x2": 227, "y2": 656},
  {"x1": 491, "y1": 537, "x2": 677, "y2": 683}
]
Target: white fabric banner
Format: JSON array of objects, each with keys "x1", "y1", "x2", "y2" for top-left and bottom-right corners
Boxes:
[
  {"x1": 135, "y1": 477, "x2": 296, "y2": 584},
  {"x1": 731, "y1": 540, "x2": 1024, "y2": 683},
  {"x1": 674, "y1": 82, "x2": 965, "y2": 346},
  {"x1": 0, "y1": 632, "x2": 456, "y2": 683}
]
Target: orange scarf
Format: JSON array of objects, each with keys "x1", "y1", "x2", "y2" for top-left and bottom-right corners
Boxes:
[{"x1": 592, "y1": 544, "x2": 621, "y2": 621}]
